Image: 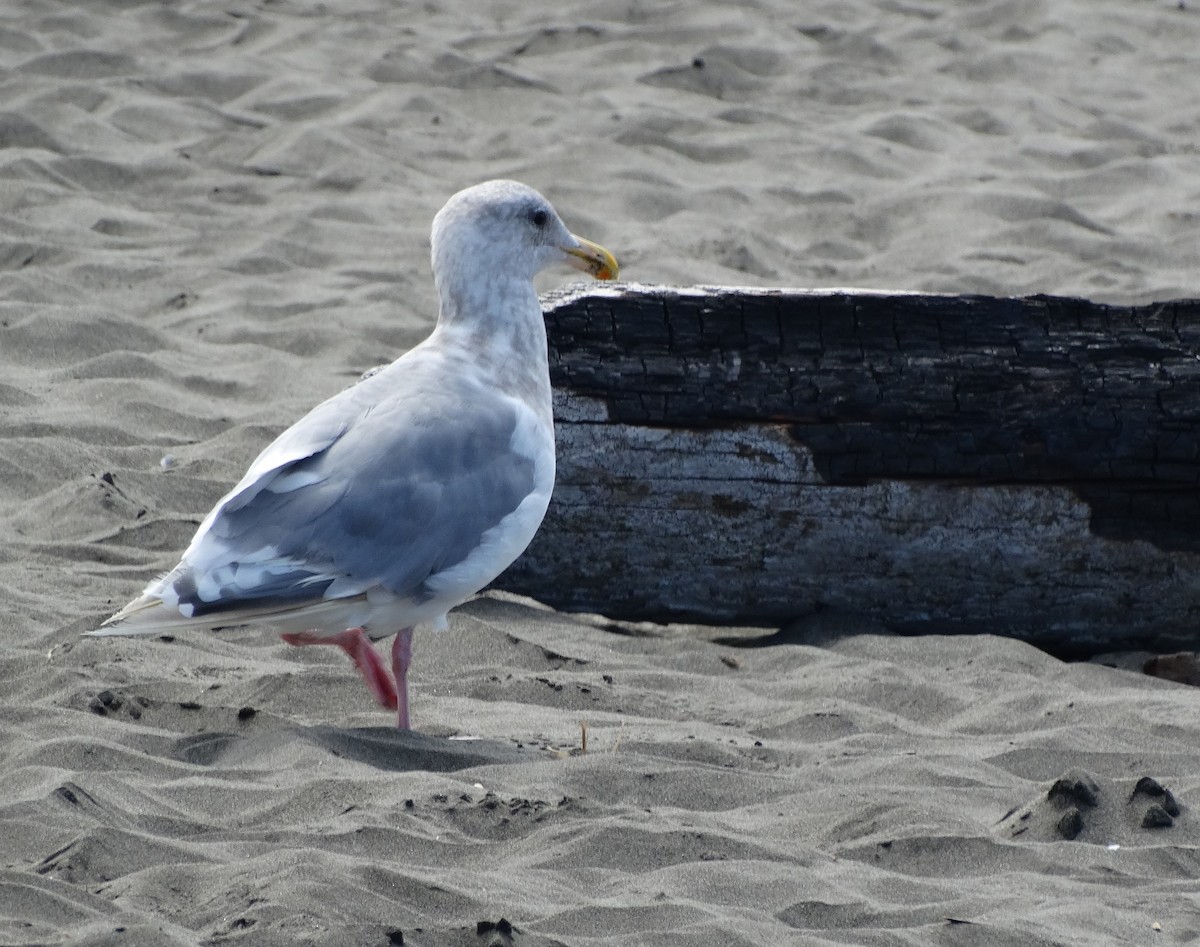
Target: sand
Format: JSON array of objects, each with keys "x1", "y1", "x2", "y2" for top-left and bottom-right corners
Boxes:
[{"x1": 2, "y1": 0, "x2": 1200, "y2": 944}]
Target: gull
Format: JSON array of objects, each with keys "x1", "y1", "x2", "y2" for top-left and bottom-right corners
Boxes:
[{"x1": 91, "y1": 179, "x2": 618, "y2": 728}]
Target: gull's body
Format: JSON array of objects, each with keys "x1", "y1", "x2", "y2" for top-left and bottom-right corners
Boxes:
[{"x1": 91, "y1": 180, "x2": 618, "y2": 728}]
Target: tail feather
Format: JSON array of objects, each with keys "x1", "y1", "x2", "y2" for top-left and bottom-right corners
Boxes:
[
  {"x1": 89, "y1": 595, "x2": 222, "y2": 636},
  {"x1": 88, "y1": 592, "x2": 377, "y2": 637},
  {"x1": 95, "y1": 593, "x2": 163, "y2": 630}
]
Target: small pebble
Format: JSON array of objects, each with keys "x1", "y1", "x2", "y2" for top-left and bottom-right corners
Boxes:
[
  {"x1": 1055, "y1": 808, "x2": 1083, "y2": 840},
  {"x1": 1048, "y1": 772, "x2": 1100, "y2": 808}
]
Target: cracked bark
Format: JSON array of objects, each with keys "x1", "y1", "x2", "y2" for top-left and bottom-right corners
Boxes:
[{"x1": 495, "y1": 287, "x2": 1200, "y2": 655}]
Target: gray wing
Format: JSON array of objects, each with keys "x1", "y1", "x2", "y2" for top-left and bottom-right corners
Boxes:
[{"x1": 167, "y1": 368, "x2": 540, "y2": 617}]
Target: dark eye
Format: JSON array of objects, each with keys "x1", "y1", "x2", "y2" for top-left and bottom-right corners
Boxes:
[{"x1": 530, "y1": 208, "x2": 548, "y2": 227}]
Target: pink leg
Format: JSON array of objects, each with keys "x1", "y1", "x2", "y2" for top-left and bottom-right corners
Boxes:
[
  {"x1": 392, "y1": 627, "x2": 414, "y2": 730},
  {"x1": 281, "y1": 628, "x2": 398, "y2": 711}
]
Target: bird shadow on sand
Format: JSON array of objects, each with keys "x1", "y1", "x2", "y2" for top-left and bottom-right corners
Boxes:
[{"x1": 172, "y1": 724, "x2": 531, "y2": 773}]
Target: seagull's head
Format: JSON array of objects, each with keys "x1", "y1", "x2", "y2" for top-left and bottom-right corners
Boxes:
[{"x1": 431, "y1": 180, "x2": 618, "y2": 292}]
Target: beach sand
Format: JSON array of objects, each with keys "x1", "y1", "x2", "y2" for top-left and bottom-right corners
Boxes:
[{"x1": 2, "y1": 0, "x2": 1200, "y2": 943}]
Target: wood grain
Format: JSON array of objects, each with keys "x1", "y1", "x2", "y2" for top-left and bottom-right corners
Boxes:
[{"x1": 497, "y1": 287, "x2": 1200, "y2": 654}]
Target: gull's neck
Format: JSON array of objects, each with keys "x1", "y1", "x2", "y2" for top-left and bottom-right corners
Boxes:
[{"x1": 432, "y1": 269, "x2": 552, "y2": 412}]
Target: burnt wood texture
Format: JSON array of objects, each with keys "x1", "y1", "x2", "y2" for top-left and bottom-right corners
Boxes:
[{"x1": 496, "y1": 286, "x2": 1200, "y2": 653}]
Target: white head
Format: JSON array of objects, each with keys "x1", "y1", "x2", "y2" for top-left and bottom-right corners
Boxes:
[{"x1": 430, "y1": 180, "x2": 617, "y2": 316}]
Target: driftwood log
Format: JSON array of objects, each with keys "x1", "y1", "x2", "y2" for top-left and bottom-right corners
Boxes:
[{"x1": 496, "y1": 286, "x2": 1200, "y2": 655}]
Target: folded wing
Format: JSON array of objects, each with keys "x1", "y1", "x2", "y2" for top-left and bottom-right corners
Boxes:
[{"x1": 105, "y1": 358, "x2": 551, "y2": 628}]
